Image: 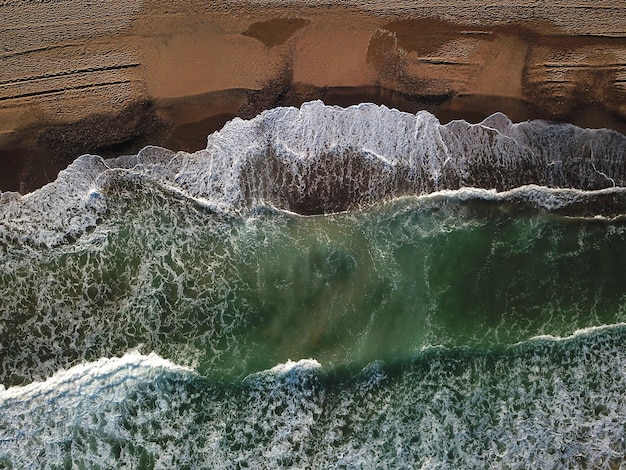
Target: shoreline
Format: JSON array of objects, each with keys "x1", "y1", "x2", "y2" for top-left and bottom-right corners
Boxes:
[
  {"x1": 2, "y1": 87, "x2": 626, "y2": 194},
  {"x1": 1, "y1": 1, "x2": 625, "y2": 193}
]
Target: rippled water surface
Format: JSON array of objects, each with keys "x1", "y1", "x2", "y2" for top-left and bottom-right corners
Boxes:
[{"x1": 1, "y1": 103, "x2": 625, "y2": 468}]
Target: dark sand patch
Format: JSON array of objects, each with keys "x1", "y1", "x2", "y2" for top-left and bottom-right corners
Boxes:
[
  {"x1": 383, "y1": 19, "x2": 476, "y2": 56},
  {"x1": 166, "y1": 113, "x2": 237, "y2": 153},
  {"x1": 243, "y1": 18, "x2": 309, "y2": 47},
  {"x1": 0, "y1": 149, "x2": 24, "y2": 193}
]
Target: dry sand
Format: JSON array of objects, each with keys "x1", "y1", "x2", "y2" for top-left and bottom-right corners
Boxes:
[{"x1": 1, "y1": 0, "x2": 625, "y2": 192}]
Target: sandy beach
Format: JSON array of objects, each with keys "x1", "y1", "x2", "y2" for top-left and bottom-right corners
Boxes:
[{"x1": 1, "y1": 0, "x2": 625, "y2": 192}]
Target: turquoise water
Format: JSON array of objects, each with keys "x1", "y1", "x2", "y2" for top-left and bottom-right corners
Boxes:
[{"x1": 1, "y1": 104, "x2": 626, "y2": 467}]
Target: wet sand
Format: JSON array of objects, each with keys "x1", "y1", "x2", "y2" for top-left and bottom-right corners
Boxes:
[{"x1": 1, "y1": 0, "x2": 625, "y2": 193}]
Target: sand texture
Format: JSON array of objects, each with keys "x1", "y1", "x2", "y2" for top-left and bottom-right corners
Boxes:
[{"x1": 1, "y1": 0, "x2": 625, "y2": 192}]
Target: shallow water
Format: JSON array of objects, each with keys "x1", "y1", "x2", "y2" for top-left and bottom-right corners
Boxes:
[{"x1": 1, "y1": 102, "x2": 625, "y2": 468}]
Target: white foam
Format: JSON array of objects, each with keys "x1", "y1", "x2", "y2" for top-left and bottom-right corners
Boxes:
[
  {"x1": 244, "y1": 358, "x2": 323, "y2": 383},
  {"x1": 267, "y1": 358, "x2": 323, "y2": 374},
  {"x1": 522, "y1": 322, "x2": 626, "y2": 345},
  {"x1": 0, "y1": 351, "x2": 192, "y2": 400},
  {"x1": 418, "y1": 184, "x2": 626, "y2": 211},
  {"x1": 2, "y1": 102, "x2": 624, "y2": 245},
  {"x1": 0, "y1": 352, "x2": 194, "y2": 467}
]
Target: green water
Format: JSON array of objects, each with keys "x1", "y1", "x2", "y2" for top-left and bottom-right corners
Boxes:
[
  {"x1": 3, "y1": 102, "x2": 626, "y2": 468},
  {"x1": 1, "y1": 186, "x2": 625, "y2": 386}
]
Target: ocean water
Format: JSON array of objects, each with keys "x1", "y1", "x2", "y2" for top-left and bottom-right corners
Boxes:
[{"x1": 1, "y1": 101, "x2": 626, "y2": 468}]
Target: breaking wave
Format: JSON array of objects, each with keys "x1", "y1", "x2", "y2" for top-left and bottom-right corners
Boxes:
[{"x1": 1, "y1": 101, "x2": 624, "y2": 247}]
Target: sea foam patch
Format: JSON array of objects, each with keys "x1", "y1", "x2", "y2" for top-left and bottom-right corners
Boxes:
[{"x1": 0, "y1": 352, "x2": 193, "y2": 467}]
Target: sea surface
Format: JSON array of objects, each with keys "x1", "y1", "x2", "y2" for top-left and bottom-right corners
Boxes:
[{"x1": 1, "y1": 102, "x2": 626, "y2": 468}]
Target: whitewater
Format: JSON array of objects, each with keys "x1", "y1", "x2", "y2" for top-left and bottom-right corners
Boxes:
[{"x1": 1, "y1": 101, "x2": 625, "y2": 468}]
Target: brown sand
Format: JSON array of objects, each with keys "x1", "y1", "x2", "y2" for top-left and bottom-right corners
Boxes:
[{"x1": 1, "y1": 0, "x2": 625, "y2": 192}]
